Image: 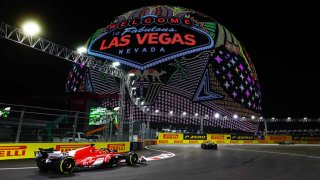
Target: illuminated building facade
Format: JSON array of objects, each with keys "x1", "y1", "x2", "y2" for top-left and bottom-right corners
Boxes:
[{"x1": 66, "y1": 6, "x2": 262, "y2": 132}]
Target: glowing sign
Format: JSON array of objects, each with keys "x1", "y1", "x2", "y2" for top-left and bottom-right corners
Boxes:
[
  {"x1": 89, "y1": 107, "x2": 110, "y2": 125},
  {"x1": 0, "y1": 107, "x2": 10, "y2": 118},
  {"x1": 89, "y1": 107, "x2": 119, "y2": 127},
  {"x1": 88, "y1": 16, "x2": 214, "y2": 70},
  {"x1": 78, "y1": 5, "x2": 262, "y2": 132}
]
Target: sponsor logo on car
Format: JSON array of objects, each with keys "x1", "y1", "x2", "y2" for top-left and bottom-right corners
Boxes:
[
  {"x1": 107, "y1": 144, "x2": 126, "y2": 151},
  {"x1": 56, "y1": 144, "x2": 89, "y2": 152},
  {"x1": 0, "y1": 146, "x2": 26, "y2": 157}
]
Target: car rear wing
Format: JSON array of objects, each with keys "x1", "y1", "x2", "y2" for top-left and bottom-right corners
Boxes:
[{"x1": 34, "y1": 148, "x2": 55, "y2": 158}]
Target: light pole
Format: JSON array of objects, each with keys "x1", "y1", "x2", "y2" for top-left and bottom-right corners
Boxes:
[
  {"x1": 22, "y1": 21, "x2": 41, "y2": 35},
  {"x1": 77, "y1": 46, "x2": 87, "y2": 54}
]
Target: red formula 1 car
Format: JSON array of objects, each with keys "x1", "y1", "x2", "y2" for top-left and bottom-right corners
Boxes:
[{"x1": 34, "y1": 144, "x2": 146, "y2": 174}]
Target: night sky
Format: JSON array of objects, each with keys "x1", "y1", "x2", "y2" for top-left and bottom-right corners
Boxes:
[{"x1": 0, "y1": 0, "x2": 319, "y2": 118}]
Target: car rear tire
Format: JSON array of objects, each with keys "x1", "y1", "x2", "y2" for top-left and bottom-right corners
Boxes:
[
  {"x1": 35, "y1": 157, "x2": 50, "y2": 172},
  {"x1": 54, "y1": 156, "x2": 75, "y2": 174},
  {"x1": 213, "y1": 144, "x2": 218, "y2": 150},
  {"x1": 126, "y1": 152, "x2": 139, "y2": 165}
]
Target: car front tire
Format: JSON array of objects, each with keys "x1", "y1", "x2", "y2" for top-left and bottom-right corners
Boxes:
[{"x1": 126, "y1": 152, "x2": 139, "y2": 165}]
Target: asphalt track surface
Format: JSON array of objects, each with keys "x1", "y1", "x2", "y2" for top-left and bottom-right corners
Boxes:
[{"x1": 1, "y1": 144, "x2": 320, "y2": 180}]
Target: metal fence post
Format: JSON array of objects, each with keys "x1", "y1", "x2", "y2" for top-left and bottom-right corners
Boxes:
[
  {"x1": 146, "y1": 114, "x2": 150, "y2": 139},
  {"x1": 128, "y1": 103, "x2": 134, "y2": 142},
  {"x1": 104, "y1": 125, "x2": 107, "y2": 141},
  {"x1": 264, "y1": 119, "x2": 268, "y2": 135},
  {"x1": 109, "y1": 118, "x2": 113, "y2": 142},
  {"x1": 72, "y1": 111, "x2": 79, "y2": 142},
  {"x1": 141, "y1": 122, "x2": 146, "y2": 141},
  {"x1": 200, "y1": 118, "x2": 204, "y2": 133},
  {"x1": 117, "y1": 78, "x2": 126, "y2": 142},
  {"x1": 15, "y1": 110, "x2": 24, "y2": 143},
  {"x1": 129, "y1": 120, "x2": 133, "y2": 142}
]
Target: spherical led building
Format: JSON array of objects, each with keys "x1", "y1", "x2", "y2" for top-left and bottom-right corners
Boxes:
[{"x1": 66, "y1": 5, "x2": 262, "y2": 132}]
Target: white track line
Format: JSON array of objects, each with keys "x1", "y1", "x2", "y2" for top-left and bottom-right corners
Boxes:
[
  {"x1": 144, "y1": 146, "x2": 176, "y2": 161},
  {"x1": 220, "y1": 147, "x2": 320, "y2": 159},
  {"x1": 145, "y1": 146, "x2": 175, "y2": 154},
  {"x1": 0, "y1": 167, "x2": 38, "y2": 170}
]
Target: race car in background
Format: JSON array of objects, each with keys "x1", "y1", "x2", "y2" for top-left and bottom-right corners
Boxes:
[
  {"x1": 34, "y1": 144, "x2": 146, "y2": 174},
  {"x1": 201, "y1": 141, "x2": 218, "y2": 150},
  {"x1": 278, "y1": 141, "x2": 294, "y2": 145}
]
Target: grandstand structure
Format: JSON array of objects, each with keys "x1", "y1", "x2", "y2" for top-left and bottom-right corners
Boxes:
[{"x1": 258, "y1": 118, "x2": 320, "y2": 136}]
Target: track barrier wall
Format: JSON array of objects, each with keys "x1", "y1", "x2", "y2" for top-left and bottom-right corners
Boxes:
[
  {"x1": 1, "y1": 133, "x2": 319, "y2": 160},
  {"x1": 0, "y1": 142, "x2": 130, "y2": 160},
  {"x1": 157, "y1": 133, "x2": 320, "y2": 145}
]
